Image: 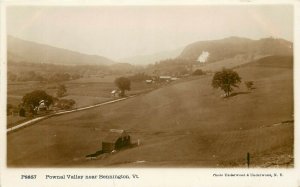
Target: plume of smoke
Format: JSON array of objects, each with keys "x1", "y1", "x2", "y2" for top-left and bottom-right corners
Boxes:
[{"x1": 197, "y1": 51, "x2": 210, "y2": 63}]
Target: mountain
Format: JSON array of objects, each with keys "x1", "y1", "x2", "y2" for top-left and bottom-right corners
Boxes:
[
  {"x1": 119, "y1": 47, "x2": 184, "y2": 65},
  {"x1": 179, "y1": 37, "x2": 293, "y2": 63},
  {"x1": 7, "y1": 35, "x2": 115, "y2": 66}
]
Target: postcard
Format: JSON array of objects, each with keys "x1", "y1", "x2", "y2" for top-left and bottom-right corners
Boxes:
[{"x1": 0, "y1": 1, "x2": 299, "y2": 186}]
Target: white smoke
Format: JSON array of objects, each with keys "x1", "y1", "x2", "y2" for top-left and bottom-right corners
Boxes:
[{"x1": 197, "y1": 51, "x2": 210, "y2": 63}]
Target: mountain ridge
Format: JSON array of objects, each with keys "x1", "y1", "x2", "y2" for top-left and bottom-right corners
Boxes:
[
  {"x1": 179, "y1": 36, "x2": 293, "y2": 63},
  {"x1": 7, "y1": 35, "x2": 115, "y2": 66},
  {"x1": 7, "y1": 35, "x2": 293, "y2": 67}
]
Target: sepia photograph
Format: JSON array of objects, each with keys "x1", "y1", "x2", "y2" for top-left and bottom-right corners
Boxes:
[{"x1": 5, "y1": 5, "x2": 294, "y2": 169}]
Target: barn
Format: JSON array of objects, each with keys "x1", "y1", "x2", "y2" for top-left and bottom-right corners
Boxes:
[{"x1": 102, "y1": 129, "x2": 131, "y2": 153}]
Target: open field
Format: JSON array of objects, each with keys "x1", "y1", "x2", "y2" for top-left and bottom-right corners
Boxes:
[
  {"x1": 196, "y1": 54, "x2": 267, "y2": 72},
  {"x1": 7, "y1": 75, "x2": 157, "y2": 126},
  {"x1": 7, "y1": 56, "x2": 293, "y2": 167}
]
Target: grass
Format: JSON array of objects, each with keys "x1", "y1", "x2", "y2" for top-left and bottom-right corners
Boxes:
[
  {"x1": 7, "y1": 56, "x2": 293, "y2": 167},
  {"x1": 6, "y1": 75, "x2": 157, "y2": 126}
]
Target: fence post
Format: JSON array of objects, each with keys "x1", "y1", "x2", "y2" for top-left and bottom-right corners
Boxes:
[{"x1": 247, "y1": 152, "x2": 250, "y2": 168}]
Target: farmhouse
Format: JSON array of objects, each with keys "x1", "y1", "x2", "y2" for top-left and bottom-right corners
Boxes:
[
  {"x1": 170, "y1": 77, "x2": 179, "y2": 81},
  {"x1": 145, "y1": 79, "x2": 153, "y2": 84},
  {"x1": 102, "y1": 129, "x2": 131, "y2": 153},
  {"x1": 38, "y1": 100, "x2": 47, "y2": 110},
  {"x1": 111, "y1": 89, "x2": 121, "y2": 97}
]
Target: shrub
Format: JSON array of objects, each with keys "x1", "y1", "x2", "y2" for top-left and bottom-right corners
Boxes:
[
  {"x1": 56, "y1": 84, "x2": 67, "y2": 98},
  {"x1": 245, "y1": 81, "x2": 254, "y2": 90},
  {"x1": 55, "y1": 99, "x2": 76, "y2": 110},
  {"x1": 192, "y1": 69, "x2": 205, "y2": 76}
]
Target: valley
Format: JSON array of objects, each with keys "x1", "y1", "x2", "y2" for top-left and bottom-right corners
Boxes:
[{"x1": 7, "y1": 55, "x2": 293, "y2": 167}]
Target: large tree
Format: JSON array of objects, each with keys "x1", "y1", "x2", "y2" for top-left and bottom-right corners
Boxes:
[
  {"x1": 114, "y1": 77, "x2": 131, "y2": 97},
  {"x1": 212, "y1": 68, "x2": 241, "y2": 97},
  {"x1": 22, "y1": 90, "x2": 54, "y2": 112}
]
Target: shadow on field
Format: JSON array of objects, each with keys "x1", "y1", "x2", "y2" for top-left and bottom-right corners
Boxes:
[
  {"x1": 226, "y1": 91, "x2": 250, "y2": 98},
  {"x1": 85, "y1": 143, "x2": 139, "y2": 160}
]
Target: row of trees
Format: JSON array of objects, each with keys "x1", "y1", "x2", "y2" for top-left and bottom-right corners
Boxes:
[
  {"x1": 128, "y1": 73, "x2": 152, "y2": 82},
  {"x1": 8, "y1": 60, "x2": 142, "y2": 82},
  {"x1": 8, "y1": 71, "x2": 82, "y2": 82}
]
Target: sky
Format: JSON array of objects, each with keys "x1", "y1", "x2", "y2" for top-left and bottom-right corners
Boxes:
[{"x1": 7, "y1": 5, "x2": 293, "y2": 60}]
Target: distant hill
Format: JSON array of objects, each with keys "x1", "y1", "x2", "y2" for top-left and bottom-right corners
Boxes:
[
  {"x1": 244, "y1": 55, "x2": 293, "y2": 69},
  {"x1": 119, "y1": 47, "x2": 184, "y2": 65},
  {"x1": 7, "y1": 35, "x2": 115, "y2": 66},
  {"x1": 179, "y1": 37, "x2": 293, "y2": 63},
  {"x1": 109, "y1": 62, "x2": 136, "y2": 72}
]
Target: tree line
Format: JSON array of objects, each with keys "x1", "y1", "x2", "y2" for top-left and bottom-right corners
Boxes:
[{"x1": 8, "y1": 71, "x2": 82, "y2": 82}]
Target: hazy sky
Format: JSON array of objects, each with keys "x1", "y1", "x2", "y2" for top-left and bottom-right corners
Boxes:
[{"x1": 7, "y1": 5, "x2": 293, "y2": 60}]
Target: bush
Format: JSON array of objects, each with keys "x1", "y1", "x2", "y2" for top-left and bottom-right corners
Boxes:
[
  {"x1": 245, "y1": 81, "x2": 254, "y2": 90},
  {"x1": 56, "y1": 84, "x2": 67, "y2": 98},
  {"x1": 55, "y1": 99, "x2": 76, "y2": 110},
  {"x1": 192, "y1": 69, "x2": 205, "y2": 76}
]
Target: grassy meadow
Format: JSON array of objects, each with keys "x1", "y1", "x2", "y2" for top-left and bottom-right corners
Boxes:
[{"x1": 7, "y1": 56, "x2": 293, "y2": 167}]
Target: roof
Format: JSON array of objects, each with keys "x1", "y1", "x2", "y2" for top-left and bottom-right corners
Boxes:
[
  {"x1": 102, "y1": 129, "x2": 128, "y2": 143},
  {"x1": 110, "y1": 129, "x2": 124, "y2": 133},
  {"x1": 160, "y1": 76, "x2": 171, "y2": 79},
  {"x1": 111, "y1": 90, "x2": 120, "y2": 94}
]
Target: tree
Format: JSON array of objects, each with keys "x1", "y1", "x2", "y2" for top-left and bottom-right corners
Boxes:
[
  {"x1": 56, "y1": 84, "x2": 67, "y2": 98},
  {"x1": 114, "y1": 77, "x2": 131, "y2": 97},
  {"x1": 22, "y1": 90, "x2": 54, "y2": 112},
  {"x1": 212, "y1": 68, "x2": 241, "y2": 97}
]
